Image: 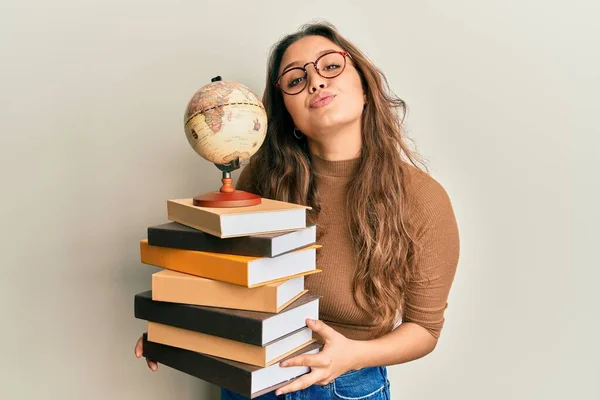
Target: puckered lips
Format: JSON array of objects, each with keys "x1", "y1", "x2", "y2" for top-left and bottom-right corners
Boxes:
[{"x1": 309, "y1": 91, "x2": 336, "y2": 109}]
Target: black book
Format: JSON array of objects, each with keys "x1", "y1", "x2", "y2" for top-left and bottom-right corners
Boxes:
[
  {"x1": 147, "y1": 222, "x2": 316, "y2": 257},
  {"x1": 142, "y1": 333, "x2": 321, "y2": 399},
  {"x1": 134, "y1": 290, "x2": 320, "y2": 346}
]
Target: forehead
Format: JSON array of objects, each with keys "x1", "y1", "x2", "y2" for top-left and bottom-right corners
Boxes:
[{"x1": 279, "y1": 35, "x2": 343, "y2": 73}]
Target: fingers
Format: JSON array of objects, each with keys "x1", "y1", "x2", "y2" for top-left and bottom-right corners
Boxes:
[
  {"x1": 146, "y1": 358, "x2": 158, "y2": 371},
  {"x1": 306, "y1": 319, "x2": 338, "y2": 344},
  {"x1": 281, "y1": 352, "x2": 332, "y2": 368},
  {"x1": 134, "y1": 335, "x2": 158, "y2": 371},
  {"x1": 134, "y1": 336, "x2": 143, "y2": 358},
  {"x1": 275, "y1": 370, "x2": 324, "y2": 396}
]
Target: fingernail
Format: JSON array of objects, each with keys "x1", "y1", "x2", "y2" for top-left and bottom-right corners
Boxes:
[{"x1": 280, "y1": 361, "x2": 288, "y2": 367}]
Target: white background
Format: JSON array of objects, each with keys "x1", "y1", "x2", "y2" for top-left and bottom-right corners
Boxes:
[{"x1": 1, "y1": 0, "x2": 597, "y2": 399}]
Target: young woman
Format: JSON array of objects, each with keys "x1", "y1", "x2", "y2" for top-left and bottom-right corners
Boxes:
[{"x1": 135, "y1": 22, "x2": 460, "y2": 400}]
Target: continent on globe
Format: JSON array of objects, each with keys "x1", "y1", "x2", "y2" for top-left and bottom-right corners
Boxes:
[
  {"x1": 183, "y1": 79, "x2": 267, "y2": 166},
  {"x1": 186, "y1": 84, "x2": 234, "y2": 135}
]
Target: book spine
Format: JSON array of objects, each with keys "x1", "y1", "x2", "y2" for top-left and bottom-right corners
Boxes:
[
  {"x1": 135, "y1": 292, "x2": 265, "y2": 345},
  {"x1": 139, "y1": 240, "x2": 250, "y2": 286},
  {"x1": 167, "y1": 200, "x2": 222, "y2": 237},
  {"x1": 147, "y1": 226, "x2": 274, "y2": 257},
  {"x1": 151, "y1": 272, "x2": 279, "y2": 313},
  {"x1": 142, "y1": 333, "x2": 252, "y2": 398}
]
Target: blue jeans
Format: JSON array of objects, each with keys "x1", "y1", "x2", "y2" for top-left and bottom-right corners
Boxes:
[{"x1": 220, "y1": 366, "x2": 390, "y2": 400}]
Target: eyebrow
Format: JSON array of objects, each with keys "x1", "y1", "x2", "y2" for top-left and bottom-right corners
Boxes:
[{"x1": 280, "y1": 48, "x2": 339, "y2": 75}]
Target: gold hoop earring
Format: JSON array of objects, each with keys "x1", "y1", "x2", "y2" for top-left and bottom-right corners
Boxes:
[{"x1": 293, "y1": 127, "x2": 303, "y2": 139}]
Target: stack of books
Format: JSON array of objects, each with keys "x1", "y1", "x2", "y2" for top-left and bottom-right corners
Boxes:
[{"x1": 134, "y1": 197, "x2": 323, "y2": 398}]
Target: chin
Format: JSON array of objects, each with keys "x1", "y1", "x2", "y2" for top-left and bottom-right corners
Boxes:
[
  {"x1": 302, "y1": 100, "x2": 363, "y2": 135},
  {"x1": 315, "y1": 106, "x2": 357, "y2": 124},
  {"x1": 317, "y1": 114, "x2": 362, "y2": 132},
  {"x1": 307, "y1": 122, "x2": 356, "y2": 139}
]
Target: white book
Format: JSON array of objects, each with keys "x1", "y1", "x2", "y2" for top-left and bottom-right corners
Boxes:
[{"x1": 167, "y1": 197, "x2": 310, "y2": 238}]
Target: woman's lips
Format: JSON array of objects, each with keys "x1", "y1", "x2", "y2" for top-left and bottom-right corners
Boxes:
[{"x1": 310, "y1": 95, "x2": 335, "y2": 108}]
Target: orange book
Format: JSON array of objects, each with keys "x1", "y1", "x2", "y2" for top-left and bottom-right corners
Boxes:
[
  {"x1": 140, "y1": 240, "x2": 321, "y2": 287},
  {"x1": 147, "y1": 323, "x2": 315, "y2": 367},
  {"x1": 152, "y1": 270, "x2": 310, "y2": 313}
]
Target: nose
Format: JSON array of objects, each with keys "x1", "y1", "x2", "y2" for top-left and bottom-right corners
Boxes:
[
  {"x1": 305, "y1": 64, "x2": 326, "y2": 93},
  {"x1": 309, "y1": 82, "x2": 325, "y2": 93}
]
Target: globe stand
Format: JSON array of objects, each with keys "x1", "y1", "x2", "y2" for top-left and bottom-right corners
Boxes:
[{"x1": 193, "y1": 158, "x2": 261, "y2": 208}]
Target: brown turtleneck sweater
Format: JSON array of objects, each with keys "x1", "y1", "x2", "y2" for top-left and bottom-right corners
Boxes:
[{"x1": 236, "y1": 155, "x2": 459, "y2": 340}]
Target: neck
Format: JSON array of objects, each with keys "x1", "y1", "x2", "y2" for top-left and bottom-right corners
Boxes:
[{"x1": 306, "y1": 123, "x2": 362, "y2": 161}]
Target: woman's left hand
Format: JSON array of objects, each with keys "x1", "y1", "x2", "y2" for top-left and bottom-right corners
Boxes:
[{"x1": 275, "y1": 318, "x2": 362, "y2": 396}]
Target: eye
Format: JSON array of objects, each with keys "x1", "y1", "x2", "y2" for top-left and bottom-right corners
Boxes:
[
  {"x1": 287, "y1": 76, "x2": 305, "y2": 88},
  {"x1": 323, "y1": 63, "x2": 342, "y2": 71},
  {"x1": 282, "y1": 68, "x2": 306, "y2": 88}
]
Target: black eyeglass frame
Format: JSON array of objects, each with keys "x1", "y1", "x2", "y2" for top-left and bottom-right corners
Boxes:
[{"x1": 274, "y1": 50, "x2": 351, "y2": 95}]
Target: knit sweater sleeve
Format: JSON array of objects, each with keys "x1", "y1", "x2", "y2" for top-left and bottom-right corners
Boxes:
[{"x1": 401, "y1": 174, "x2": 460, "y2": 339}]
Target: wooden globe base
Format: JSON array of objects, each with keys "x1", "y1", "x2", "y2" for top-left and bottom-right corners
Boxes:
[
  {"x1": 193, "y1": 191, "x2": 261, "y2": 207},
  {"x1": 193, "y1": 177, "x2": 261, "y2": 208}
]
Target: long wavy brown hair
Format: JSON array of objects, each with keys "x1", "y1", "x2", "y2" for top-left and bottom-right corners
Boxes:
[{"x1": 239, "y1": 22, "x2": 428, "y2": 337}]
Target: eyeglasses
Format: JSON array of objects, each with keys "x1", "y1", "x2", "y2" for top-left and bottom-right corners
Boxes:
[{"x1": 274, "y1": 50, "x2": 350, "y2": 95}]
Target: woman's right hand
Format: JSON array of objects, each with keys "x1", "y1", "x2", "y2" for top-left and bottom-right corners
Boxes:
[{"x1": 134, "y1": 335, "x2": 158, "y2": 371}]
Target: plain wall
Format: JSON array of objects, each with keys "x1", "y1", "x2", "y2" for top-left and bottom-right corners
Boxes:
[{"x1": 1, "y1": 0, "x2": 597, "y2": 399}]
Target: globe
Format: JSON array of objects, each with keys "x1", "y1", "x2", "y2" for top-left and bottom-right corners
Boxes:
[
  {"x1": 184, "y1": 76, "x2": 267, "y2": 166},
  {"x1": 183, "y1": 76, "x2": 267, "y2": 208}
]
